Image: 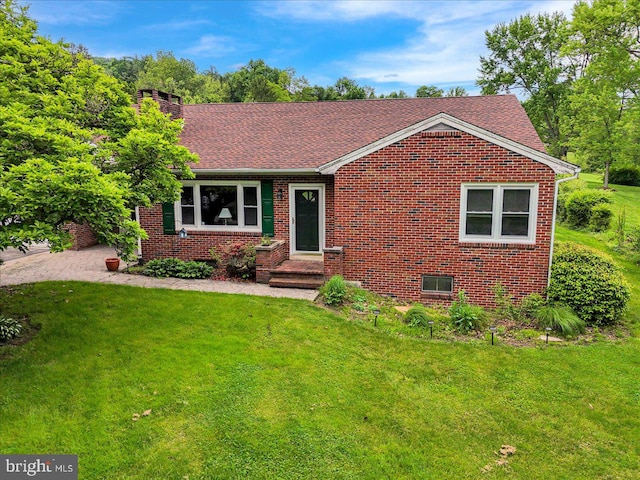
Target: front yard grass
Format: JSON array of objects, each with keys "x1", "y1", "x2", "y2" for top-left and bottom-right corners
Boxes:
[{"x1": 2, "y1": 281, "x2": 640, "y2": 479}]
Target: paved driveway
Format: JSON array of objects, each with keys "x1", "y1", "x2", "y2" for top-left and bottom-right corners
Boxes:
[{"x1": 0, "y1": 244, "x2": 318, "y2": 301}]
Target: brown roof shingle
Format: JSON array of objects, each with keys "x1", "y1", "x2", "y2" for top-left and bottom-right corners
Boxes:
[{"x1": 180, "y1": 94, "x2": 546, "y2": 171}]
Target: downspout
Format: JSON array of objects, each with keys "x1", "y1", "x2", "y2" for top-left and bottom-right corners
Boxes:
[{"x1": 548, "y1": 172, "x2": 580, "y2": 285}]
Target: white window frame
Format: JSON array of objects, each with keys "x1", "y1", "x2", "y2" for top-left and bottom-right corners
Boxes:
[
  {"x1": 176, "y1": 180, "x2": 262, "y2": 232},
  {"x1": 459, "y1": 183, "x2": 538, "y2": 244}
]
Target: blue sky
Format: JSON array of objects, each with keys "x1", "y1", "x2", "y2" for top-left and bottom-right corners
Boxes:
[{"x1": 26, "y1": 0, "x2": 576, "y2": 96}]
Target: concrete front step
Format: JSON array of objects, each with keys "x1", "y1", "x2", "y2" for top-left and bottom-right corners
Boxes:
[
  {"x1": 269, "y1": 260, "x2": 325, "y2": 290},
  {"x1": 270, "y1": 260, "x2": 324, "y2": 275}
]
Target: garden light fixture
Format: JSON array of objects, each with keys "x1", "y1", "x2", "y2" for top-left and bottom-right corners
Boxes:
[
  {"x1": 545, "y1": 327, "x2": 552, "y2": 344},
  {"x1": 489, "y1": 326, "x2": 497, "y2": 345},
  {"x1": 373, "y1": 309, "x2": 380, "y2": 327},
  {"x1": 428, "y1": 320, "x2": 434, "y2": 339}
]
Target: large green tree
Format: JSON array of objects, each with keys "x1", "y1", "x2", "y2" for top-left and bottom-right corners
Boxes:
[
  {"x1": 0, "y1": 1, "x2": 196, "y2": 259},
  {"x1": 563, "y1": 0, "x2": 640, "y2": 187},
  {"x1": 477, "y1": 12, "x2": 573, "y2": 157}
]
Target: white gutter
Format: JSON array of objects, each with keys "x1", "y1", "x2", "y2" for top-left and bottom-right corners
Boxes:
[{"x1": 548, "y1": 170, "x2": 581, "y2": 285}]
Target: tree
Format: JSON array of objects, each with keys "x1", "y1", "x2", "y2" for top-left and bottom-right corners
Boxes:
[
  {"x1": 477, "y1": 12, "x2": 573, "y2": 157},
  {"x1": 385, "y1": 90, "x2": 408, "y2": 98},
  {"x1": 563, "y1": 0, "x2": 640, "y2": 187},
  {"x1": 445, "y1": 86, "x2": 468, "y2": 97},
  {"x1": 416, "y1": 85, "x2": 444, "y2": 97},
  {"x1": 0, "y1": 1, "x2": 196, "y2": 260}
]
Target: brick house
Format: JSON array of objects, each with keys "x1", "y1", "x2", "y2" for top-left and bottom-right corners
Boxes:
[{"x1": 138, "y1": 90, "x2": 579, "y2": 306}]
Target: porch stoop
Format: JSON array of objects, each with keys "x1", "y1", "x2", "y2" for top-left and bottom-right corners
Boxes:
[{"x1": 269, "y1": 260, "x2": 325, "y2": 289}]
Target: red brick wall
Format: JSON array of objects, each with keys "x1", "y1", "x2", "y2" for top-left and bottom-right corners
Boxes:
[
  {"x1": 66, "y1": 222, "x2": 98, "y2": 250},
  {"x1": 139, "y1": 175, "x2": 334, "y2": 262},
  {"x1": 332, "y1": 130, "x2": 556, "y2": 307}
]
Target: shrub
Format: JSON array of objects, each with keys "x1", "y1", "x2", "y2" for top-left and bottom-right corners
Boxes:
[
  {"x1": 547, "y1": 242, "x2": 630, "y2": 325},
  {"x1": 143, "y1": 258, "x2": 213, "y2": 279},
  {"x1": 320, "y1": 275, "x2": 347, "y2": 306},
  {"x1": 404, "y1": 304, "x2": 430, "y2": 328},
  {"x1": 0, "y1": 317, "x2": 22, "y2": 342},
  {"x1": 208, "y1": 247, "x2": 222, "y2": 268},
  {"x1": 519, "y1": 293, "x2": 546, "y2": 319},
  {"x1": 449, "y1": 290, "x2": 488, "y2": 333},
  {"x1": 589, "y1": 203, "x2": 613, "y2": 232},
  {"x1": 557, "y1": 178, "x2": 587, "y2": 222},
  {"x1": 534, "y1": 305, "x2": 585, "y2": 336},
  {"x1": 608, "y1": 165, "x2": 640, "y2": 186},
  {"x1": 175, "y1": 261, "x2": 214, "y2": 279},
  {"x1": 564, "y1": 189, "x2": 612, "y2": 229},
  {"x1": 492, "y1": 283, "x2": 517, "y2": 321},
  {"x1": 143, "y1": 258, "x2": 183, "y2": 277},
  {"x1": 224, "y1": 243, "x2": 256, "y2": 280}
]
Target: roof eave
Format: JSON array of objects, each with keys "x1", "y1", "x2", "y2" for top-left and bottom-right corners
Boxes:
[{"x1": 174, "y1": 168, "x2": 320, "y2": 176}]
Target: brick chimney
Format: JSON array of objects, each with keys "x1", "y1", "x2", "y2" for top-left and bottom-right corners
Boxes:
[{"x1": 136, "y1": 89, "x2": 183, "y2": 119}]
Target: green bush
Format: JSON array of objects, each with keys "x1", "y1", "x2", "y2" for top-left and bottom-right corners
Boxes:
[
  {"x1": 143, "y1": 258, "x2": 213, "y2": 279},
  {"x1": 449, "y1": 290, "x2": 488, "y2": 333},
  {"x1": 547, "y1": 242, "x2": 630, "y2": 325},
  {"x1": 175, "y1": 261, "x2": 214, "y2": 279},
  {"x1": 589, "y1": 203, "x2": 613, "y2": 232},
  {"x1": 564, "y1": 189, "x2": 612, "y2": 229},
  {"x1": 557, "y1": 178, "x2": 587, "y2": 222},
  {"x1": 320, "y1": 275, "x2": 347, "y2": 306},
  {"x1": 404, "y1": 304, "x2": 430, "y2": 328},
  {"x1": 534, "y1": 305, "x2": 585, "y2": 336},
  {"x1": 0, "y1": 317, "x2": 22, "y2": 341},
  {"x1": 608, "y1": 165, "x2": 640, "y2": 186},
  {"x1": 144, "y1": 258, "x2": 183, "y2": 277},
  {"x1": 519, "y1": 293, "x2": 547, "y2": 319}
]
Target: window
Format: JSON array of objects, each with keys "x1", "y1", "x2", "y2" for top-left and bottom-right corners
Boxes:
[
  {"x1": 460, "y1": 184, "x2": 537, "y2": 243},
  {"x1": 422, "y1": 275, "x2": 453, "y2": 293},
  {"x1": 178, "y1": 182, "x2": 261, "y2": 230}
]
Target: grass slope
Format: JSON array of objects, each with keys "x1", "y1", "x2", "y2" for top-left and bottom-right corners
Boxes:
[
  {"x1": 556, "y1": 172, "x2": 640, "y2": 329},
  {"x1": 2, "y1": 282, "x2": 640, "y2": 479}
]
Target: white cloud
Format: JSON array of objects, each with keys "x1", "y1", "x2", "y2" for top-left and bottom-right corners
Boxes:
[
  {"x1": 184, "y1": 35, "x2": 242, "y2": 57},
  {"x1": 263, "y1": 0, "x2": 578, "y2": 89}
]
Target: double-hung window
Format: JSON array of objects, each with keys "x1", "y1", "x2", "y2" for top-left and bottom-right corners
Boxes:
[
  {"x1": 459, "y1": 184, "x2": 537, "y2": 243},
  {"x1": 178, "y1": 181, "x2": 261, "y2": 230}
]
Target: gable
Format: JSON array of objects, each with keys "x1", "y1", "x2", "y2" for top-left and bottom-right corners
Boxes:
[{"x1": 317, "y1": 113, "x2": 578, "y2": 175}]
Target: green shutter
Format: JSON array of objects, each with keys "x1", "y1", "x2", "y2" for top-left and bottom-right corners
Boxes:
[
  {"x1": 162, "y1": 202, "x2": 176, "y2": 235},
  {"x1": 261, "y1": 180, "x2": 274, "y2": 237}
]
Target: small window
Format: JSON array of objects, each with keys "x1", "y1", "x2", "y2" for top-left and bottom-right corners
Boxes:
[
  {"x1": 422, "y1": 275, "x2": 453, "y2": 293},
  {"x1": 460, "y1": 184, "x2": 538, "y2": 243}
]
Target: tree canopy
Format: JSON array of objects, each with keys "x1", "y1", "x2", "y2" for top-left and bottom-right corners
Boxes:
[
  {"x1": 0, "y1": 0, "x2": 196, "y2": 259},
  {"x1": 477, "y1": 0, "x2": 640, "y2": 182}
]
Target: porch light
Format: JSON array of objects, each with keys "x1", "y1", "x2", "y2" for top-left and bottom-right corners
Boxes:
[
  {"x1": 277, "y1": 188, "x2": 284, "y2": 200},
  {"x1": 489, "y1": 326, "x2": 497, "y2": 345},
  {"x1": 179, "y1": 228, "x2": 188, "y2": 239},
  {"x1": 219, "y1": 208, "x2": 233, "y2": 225}
]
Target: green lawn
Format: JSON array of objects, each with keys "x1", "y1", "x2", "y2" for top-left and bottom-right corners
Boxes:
[
  {"x1": 579, "y1": 172, "x2": 640, "y2": 228},
  {"x1": 2, "y1": 282, "x2": 640, "y2": 479}
]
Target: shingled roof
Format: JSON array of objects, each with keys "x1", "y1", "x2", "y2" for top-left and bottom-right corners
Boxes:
[{"x1": 179, "y1": 95, "x2": 548, "y2": 172}]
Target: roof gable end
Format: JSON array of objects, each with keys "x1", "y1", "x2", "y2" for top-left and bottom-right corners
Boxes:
[{"x1": 317, "y1": 113, "x2": 578, "y2": 175}]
